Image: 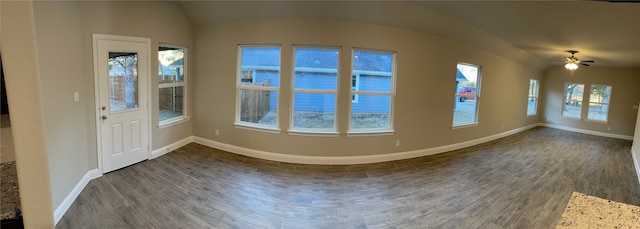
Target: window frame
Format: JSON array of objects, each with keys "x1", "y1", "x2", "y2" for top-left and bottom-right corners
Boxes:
[
  {"x1": 586, "y1": 84, "x2": 612, "y2": 123},
  {"x1": 347, "y1": 48, "x2": 397, "y2": 135},
  {"x1": 288, "y1": 45, "x2": 341, "y2": 135},
  {"x1": 452, "y1": 62, "x2": 482, "y2": 128},
  {"x1": 234, "y1": 45, "x2": 282, "y2": 132},
  {"x1": 527, "y1": 79, "x2": 539, "y2": 116},
  {"x1": 561, "y1": 82, "x2": 585, "y2": 119},
  {"x1": 158, "y1": 43, "x2": 189, "y2": 127}
]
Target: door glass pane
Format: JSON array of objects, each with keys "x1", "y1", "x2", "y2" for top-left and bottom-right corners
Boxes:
[{"x1": 109, "y1": 52, "x2": 138, "y2": 112}]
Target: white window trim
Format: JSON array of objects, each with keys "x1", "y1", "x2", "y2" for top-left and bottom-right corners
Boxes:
[
  {"x1": 235, "y1": 45, "x2": 281, "y2": 131},
  {"x1": 158, "y1": 43, "x2": 188, "y2": 127},
  {"x1": 289, "y1": 45, "x2": 341, "y2": 134},
  {"x1": 452, "y1": 62, "x2": 481, "y2": 127},
  {"x1": 561, "y1": 82, "x2": 585, "y2": 120},
  {"x1": 527, "y1": 79, "x2": 539, "y2": 116},
  {"x1": 347, "y1": 48, "x2": 397, "y2": 135},
  {"x1": 586, "y1": 84, "x2": 612, "y2": 123}
]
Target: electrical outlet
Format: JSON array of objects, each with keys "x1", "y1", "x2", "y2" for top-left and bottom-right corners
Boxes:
[
  {"x1": 501, "y1": 124, "x2": 504, "y2": 129},
  {"x1": 215, "y1": 129, "x2": 220, "y2": 136},
  {"x1": 74, "y1": 92, "x2": 80, "y2": 102},
  {"x1": 395, "y1": 140, "x2": 400, "y2": 147}
]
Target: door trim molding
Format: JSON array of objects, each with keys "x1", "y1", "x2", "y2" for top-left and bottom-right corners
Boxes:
[{"x1": 92, "y1": 34, "x2": 152, "y2": 174}]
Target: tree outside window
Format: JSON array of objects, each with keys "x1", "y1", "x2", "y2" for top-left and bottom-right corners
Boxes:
[
  {"x1": 527, "y1": 79, "x2": 539, "y2": 116},
  {"x1": 562, "y1": 83, "x2": 584, "y2": 119},
  {"x1": 587, "y1": 85, "x2": 612, "y2": 122}
]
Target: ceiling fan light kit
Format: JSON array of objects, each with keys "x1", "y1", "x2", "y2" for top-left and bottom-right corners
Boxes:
[{"x1": 563, "y1": 50, "x2": 594, "y2": 71}]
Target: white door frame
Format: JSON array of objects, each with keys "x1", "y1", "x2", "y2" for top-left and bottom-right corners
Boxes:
[{"x1": 92, "y1": 34, "x2": 152, "y2": 174}]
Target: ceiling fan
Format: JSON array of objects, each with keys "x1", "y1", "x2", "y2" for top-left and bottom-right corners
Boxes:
[{"x1": 564, "y1": 50, "x2": 594, "y2": 70}]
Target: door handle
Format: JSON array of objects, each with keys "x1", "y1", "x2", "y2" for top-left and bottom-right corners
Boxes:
[{"x1": 101, "y1": 115, "x2": 107, "y2": 120}]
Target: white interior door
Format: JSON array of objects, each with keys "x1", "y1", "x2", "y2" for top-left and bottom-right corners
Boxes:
[{"x1": 94, "y1": 35, "x2": 150, "y2": 173}]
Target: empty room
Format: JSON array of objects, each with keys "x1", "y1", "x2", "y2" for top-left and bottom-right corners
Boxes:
[{"x1": 2, "y1": 1, "x2": 640, "y2": 228}]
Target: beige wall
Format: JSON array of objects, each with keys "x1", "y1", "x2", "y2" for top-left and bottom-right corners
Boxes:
[
  {"x1": 540, "y1": 66, "x2": 640, "y2": 136},
  {"x1": 2, "y1": 1, "x2": 55, "y2": 227},
  {"x1": 32, "y1": 1, "x2": 193, "y2": 211},
  {"x1": 193, "y1": 19, "x2": 542, "y2": 158}
]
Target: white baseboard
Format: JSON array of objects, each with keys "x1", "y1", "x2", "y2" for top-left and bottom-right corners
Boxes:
[
  {"x1": 539, "y1": 123, "x2": 633, "y2": 140},
  {"x1": 193, "y1": 123, "x2": 539, "y2": 165},
  {"x1": 632, "y1": 147, "x2": 640, "y2": 186},
  {"x1": 150, "y1": 136, "x2": 194, "y2": 159},
  {"x1": 54, "y1": 169, "x2": 101, "y2": 225}
]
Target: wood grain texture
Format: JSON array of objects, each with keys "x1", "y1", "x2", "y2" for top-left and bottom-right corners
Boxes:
[{"x1": 57, "y1": 127, "x2": 640, "y2": 228}]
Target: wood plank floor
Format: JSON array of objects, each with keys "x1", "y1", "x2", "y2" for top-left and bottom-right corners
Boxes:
[{"x1": 57, "y1": 127, "x2": 640, "y2": 228}]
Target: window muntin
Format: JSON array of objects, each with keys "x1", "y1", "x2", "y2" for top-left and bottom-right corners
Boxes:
[
  {"x1": 158, "y1": 45, "x2": 186, "y2": 125},
  {"x1": 587, "y1": 85, "x2": 612, "y2": 122},
  {"x1": 236, "y1": 46, "x2": 280, "y2": 129},
  {"x1": 562, "y1": 83, "x2": 585, "y2": 119},
  {"x1": 453, "y1": 63, "x2": 481, "y2": 126},
  {"x1": 527, "y1": 79, "x2": 539, "y2": 116},
  {"x1": 350, "y1": 49, "x2": 396, "y2": 132},
  {"x1": 291, "y1": 47, "x2": 339, "y2": 132}
]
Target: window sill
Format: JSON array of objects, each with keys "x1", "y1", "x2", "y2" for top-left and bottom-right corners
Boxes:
[
  {"x1": 346, "y1": 130, "x2": 395, "y2": 137},
  {"x1": 233, "y1": 122, "x2": 281, "y2": 134},
  {"x1": 452, "y1": 123, "x2": 478, "y2": 129},
  {"x1": 287, "y1": 129, "x2": 340, "y2": 137},
  {"x1": 585, "y1": 119, "x2": 608, "y2": 124},
  {"x1": 159, "y1": 116, "x2": 190, "y2": 129},
  {"x1": 527, "y1": 113, "x2": 537, "y2": 117},
  {"x1": 561, "y1": 116, "x2": 581, "y2": 120}
]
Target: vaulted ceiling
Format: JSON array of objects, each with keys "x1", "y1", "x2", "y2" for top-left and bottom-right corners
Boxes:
[{"x1": 177, "y1": 1, "x2": 640, "y2": 71}]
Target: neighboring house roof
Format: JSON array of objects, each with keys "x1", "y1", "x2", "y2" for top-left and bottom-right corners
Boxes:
[
  {"x1": 160, "y1": 58, "x2": 184, "y2": 75},
  {"x1": 168, "y1": 58, "x2": 183, "y2": 67},
  {"x1": 456, "y1": 69, "x2": 469, "y2": 82},
  {"x1": 242, "y1": 48, "x2": 394, "y2": 73}
]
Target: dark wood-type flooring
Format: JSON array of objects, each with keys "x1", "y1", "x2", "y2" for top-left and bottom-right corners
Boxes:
[{"x1": 57, "y1": 127, "x2": 640, "y2": 228}]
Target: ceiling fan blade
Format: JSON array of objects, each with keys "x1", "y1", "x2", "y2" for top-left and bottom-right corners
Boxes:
[
  {"x1": 581, "y1": 63, "x2": 591, "y2": 67},
  {"x1": 581, "y1": 60, "x2": 595, "y2": 63}
]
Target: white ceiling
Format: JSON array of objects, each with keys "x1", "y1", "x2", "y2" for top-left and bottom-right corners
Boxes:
[{"x1": 177, "y1": 1, "x2": 640, "y2": 70}]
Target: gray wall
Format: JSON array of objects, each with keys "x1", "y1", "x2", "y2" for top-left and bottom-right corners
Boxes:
[
  {"x1": 540, "y1": 66, "x2": 640, "y2": 136},
  {"x1": 193, "y1": 19, "x2": 542, "y2": 158},
  {"x1": 32, "y1": 1, "x2": 194, "y2": 210}
]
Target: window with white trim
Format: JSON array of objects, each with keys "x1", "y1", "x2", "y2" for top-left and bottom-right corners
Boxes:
[
  {"x1": 562, "y1": 83, "x2": 584, "y2": 119},
  {"x1": 236, "y1": 46, "x2": 281, "y2": 129},
  {"x1": 527, "y1": 79, "x2": 539, "y2": 116},
  {"x1": 158, "y1": 45, "x2": 187, "y2": 125},
  {"x1": 453, "y1": 63, "x2": 481, "y2": 126},
  {"x1": 587, "y1": 84, "x2": 612, "y2": 122},
  {"x1": 290, "y1": 46, "x2": 339, "y2": 132},
  {"x1": 349, "y1": 49, "x2": 396, "y2": 132}
]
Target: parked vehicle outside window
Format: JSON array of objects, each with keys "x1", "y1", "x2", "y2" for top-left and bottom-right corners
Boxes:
[{"x1": 457, "y1": 86, "x2": 476, "y2": 102}]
